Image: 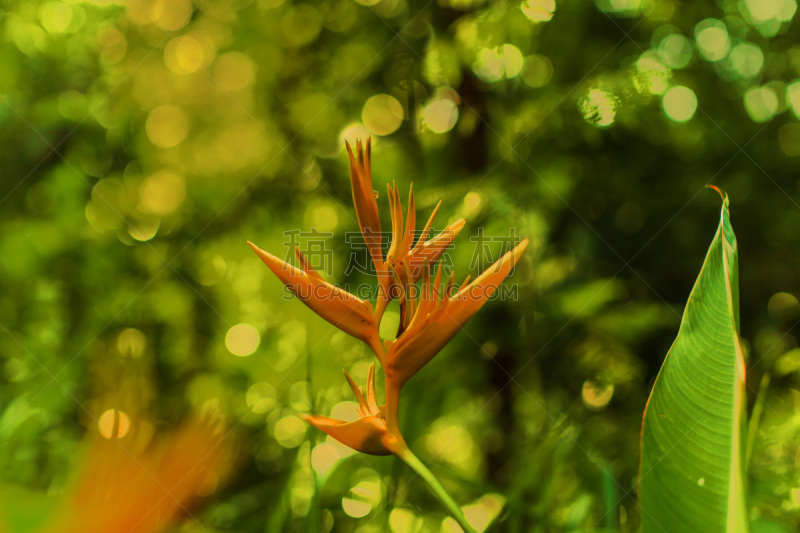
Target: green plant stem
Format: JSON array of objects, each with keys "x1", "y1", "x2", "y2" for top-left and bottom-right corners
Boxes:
[
  {"x1": 396, "y1": 447, "x2": 477, "y2": 533},
  {"x1": 306, "y1": 347, "x2": 320, "y2": 533}
]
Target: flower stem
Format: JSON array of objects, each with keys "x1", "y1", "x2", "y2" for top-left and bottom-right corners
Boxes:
[{"x1": 396, "y1": 447, "x2": 477, "y2": 533}]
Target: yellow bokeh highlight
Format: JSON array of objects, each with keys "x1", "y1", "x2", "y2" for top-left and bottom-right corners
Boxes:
[
  {"x1": 791, "y1": 487, "x2": 800, "y2": 507},
  {"x1": 768, "y1": 291, "x2": 800, "y2": 321},
  {"x1": 128, "y1": 217, "x2": 160, "y2": 242},
  {"x1": 473, "y1": 48, "x2": 503, "y2": 82},
  {"x1": 389, "y1": 508, "x2": 422, "y2": 533},
  {"x1": 694, "y1": 19, "x2": 730, "y2": 62},
  {"x1": 98, "y1": 27, "x2": 127, "y2": 65},
  {"x1": 657, "y1": 34, "x2": 692, "y2": 69},
  {"x1": 146, "y1": 105, "x2": 189, "y2": 148},
  {"x1": 596, "y1": 0, "x2": 642, "y2": 13},
  {"x1": 728, "y1": 42, "x2": 764, "y2": 79},
  {"x1": 126, "y1": 0, "x2": 153, "y2": 25},
  {"x1": 424, "y1": 421, "x2": 476, "y2": 470},
  {"x1": 342, "y1": 480, "x2": 381, "y2": 518},
  {"x1": 98, "y1": 408, "x2": 131, "y2": 439},
  {"x1": 582, "y1": 378, "x2": 614, "y2": 410},
  {"x1": 362, "y1": 94, "x2": 404, "y2": 136},
  {"x1": 463, "y1": 192, "x2": 482, "y2": 216},
  {"x1": 786, "y1": 81, "x2": 800, "y2": 118},
  {"x1": 330, "y1": 401, "x2": 360, "y2": 422},
  {"x1": 442, "y1": 494, "x2": 505, "y2": 533},
  {"x1": 291, "y1": 485, "x2": 313, "y2": 517},
  {"x1": 423, "y1": 98, "x2": 459, "y2": 134},
  {"x1": 139, "y1": 169, "x2": 186, "y2": 216},
  {"x1": 152, "y1": 0, "x2": 192, "y2": 31},
  {"x1": 117, "y1": 327, "x2": 146, "y2": 358},
  {"x1": 225, "y1": 323, "x2": 260, "y2": 357},
  {"x1": 741, "y1": 0, "x2": 795, "y2": 23},
  {"x1": 502, "y1": 44, "x2": 524, "y2": 78},
  {"x1": 213, "y1": 52, "x2": 256, "y2": 92},
  {"x1": 521, "y1": 0, "x2": 555, "y2": 22},
  {"x1": 342, "y1": 497, "x2": 371, "y2": 518},
  {"x1": 306, "y1": 203, "x2": 338, "y2": 232},
  {"x1": 274, "y1": 415, "x2": 306, "y2": 448},
  {"x1": 521, "y1": 54, "x2": 554, "y2": 88},
  {"x1": 662, "y1": 86, "x2": 697, "y2": 123},
  {"x1": 580, "y1": 88, "x2": 617, "y2": 128},
  {"x1": 281, "y1": 5, "x2": 323, "y2": 46},
  {"x1": 779, "y1": 123, "x2": 800, "y2": 156},
  {"x1": 192, "y1": 122, "x2": 270, "y2": 174},
  {"x1": 635, "y1": 53, "x2": 670, "y2": 95},
  {"x1": 379, "y1": 309, "x2": 400, "y2": 339},
  {"x1": 339, "y1": 123, "x2": 372, "y2": 150},
  {"x1": 473, "y1": 44, "x2": 523, "y2": 82},
  {"x1": 311, "y1": 442, "x2": 341, "y2": 476},
  {"x1": 164, "y1": 32, "x2": 216, "y2": 75},
  {"x1": 246, "y1": 382, "x2": 277, "y2": 414},
  {"x1": 40, "y1": 2, "x2": 75, "y2": 34},
  {"x1": 743, "y1": 86, "x2": 778, "y2": 123}
]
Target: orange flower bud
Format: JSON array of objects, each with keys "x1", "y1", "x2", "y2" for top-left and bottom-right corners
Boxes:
[{"x1": 303, "y1": 365, "x2": 402, "y2": 456}]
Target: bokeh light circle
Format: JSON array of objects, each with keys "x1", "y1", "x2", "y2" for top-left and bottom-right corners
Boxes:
[
  {"x1": 521, "y1": 0, "x2": 555, "y2": 22},
  {"x1": 694, "y1": 19, "x2": 730, "y2": 62},
  {"x1": 98, "y1": 409, "x2": 131, "y2": 439},
  {"x1": 146, "y1": 105, "x2": 189, "y2": 148},
  {"x1": 213, "y1": 52, "x2": 256, "y2": 92},
  {"x1": 226, "y1": 323, "x2": 260, "y2": 356},
  {"x1": 274, "y1": 415, "x2": 306, "y2": 448},
  {"x1": 521, "y1": 54, "x2": 553, "y2": 88},
  {"x1": 423, "y1": 98, "x2": 459, "y2": 134},
  {"x1": 362, "y1": 94, "x2": 404, "y2": 136},
  {"x1": 580, "y1": 88, "x2": 617, "y2": 128},
  {"x1": 139, "y1": 169, "x2": 186, "y2": 216},
  {"x1": 117, "y1": 328, "x2": 146, "y2": 358},
  {"x1": 662, "y1": 86, "x2": 697, "y2": 123},
  {"x1": 743, "y1": 86, "x2": 778, "y2": 123}
]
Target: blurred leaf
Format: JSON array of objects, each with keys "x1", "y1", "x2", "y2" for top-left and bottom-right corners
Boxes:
[
  {"x1": 640, "y1": 193, "x2": 748, "y2": 532},
  {"x1": 0, "y1": 483, "x2": 54, "y2": 532}
]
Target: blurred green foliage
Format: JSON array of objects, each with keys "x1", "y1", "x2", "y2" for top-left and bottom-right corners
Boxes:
[{"x1": 1, "y1": 0, "x2": 800, "y2": 531}]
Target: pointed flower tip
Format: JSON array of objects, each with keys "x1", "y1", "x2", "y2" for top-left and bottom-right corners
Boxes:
[
  {"x1": 248, "y1": 241, "x2": 282, "y2": 267},
  {"x1": 514, "y1": 237, "x2": 530, "y2": 256}
]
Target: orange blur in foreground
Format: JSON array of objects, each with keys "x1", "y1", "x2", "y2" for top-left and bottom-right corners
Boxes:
[{"x1": 34, "y1": 420, "x2": 224, "y2": 533}]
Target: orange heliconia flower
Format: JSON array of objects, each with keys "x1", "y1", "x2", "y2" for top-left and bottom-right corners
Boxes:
[
  {"x1": 250, "y1": 137, "x2": 528, "y2": 458},
  {"x1": 302, "y1": 364, "x2": 402, "y2": 456}
]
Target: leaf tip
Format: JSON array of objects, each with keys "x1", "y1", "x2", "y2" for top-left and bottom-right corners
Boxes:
[{"x1": 705, "y1": 185, "x2": 729, "y2": 206}]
